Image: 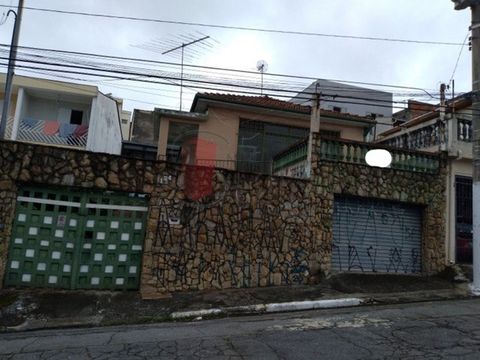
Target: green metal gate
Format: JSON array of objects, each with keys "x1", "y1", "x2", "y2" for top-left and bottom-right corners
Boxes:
[{"x1": 4, "y1": 186, "x2": 149, "y2": 290}]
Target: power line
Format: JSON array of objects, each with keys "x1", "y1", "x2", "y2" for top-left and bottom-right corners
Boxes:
[
  {"x1": 1, "y1": 60, "x2": 462, "y2": 116},
  {"x1": 1, "y1": 55, "x2": 422, "y2": 108},
  {"x1": 449, "y1": 31, "x2": 470, "y2": 85},
  {"x1": 3, "y1": 61, "x2": 474, "y2": 120},
  {"x1": 0, "y1": 44, "x2": 440, "y2": 97},
  {"x1": 0, "y1": 48, "x2": 448, "y2": 103},
  {"x1": 0, "y1": 4, "x2": 467, "y2": 47}
]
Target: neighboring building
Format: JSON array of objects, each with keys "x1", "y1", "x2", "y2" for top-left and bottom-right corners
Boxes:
[
  {"x1": 0, "y1": 74, "x2": 123, "y2": 155},
  {"x1": 290, "y1": 79, "x2": 393, "y2": 139},
  {"x1": 120, "y1": 110, "x2": 132, "y2": 140},
  {"x1": 111, "y1": 97, "x2": 132, "y2": 141},
  {"x1": 129, "y1": 93, "x2": 376, "y2": 174},
  {"x1": 376, "y1": 92, "x2": 473, "y2": 265},
  {"x1": 129, "y1": 109, "x2": 161, "y2": 146}
]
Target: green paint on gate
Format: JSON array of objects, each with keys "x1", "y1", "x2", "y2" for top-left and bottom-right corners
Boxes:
[{"x1": 4, "y1": 187, "x2": 149, "y2": 290}]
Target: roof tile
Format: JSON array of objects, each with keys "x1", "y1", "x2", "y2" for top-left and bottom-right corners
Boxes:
[{"x1": 193, "y1": 93, "x2": 373, "y2": 121}]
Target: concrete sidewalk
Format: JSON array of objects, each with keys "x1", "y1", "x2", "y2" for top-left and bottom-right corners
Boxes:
[{"x1": 0, "y1": 273, "x2": 473, "y2": 332}]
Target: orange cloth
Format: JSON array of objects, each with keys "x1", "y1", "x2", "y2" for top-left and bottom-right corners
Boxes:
[{"x1": 43, "y1": 121, "x2": 60, "y2": 135}]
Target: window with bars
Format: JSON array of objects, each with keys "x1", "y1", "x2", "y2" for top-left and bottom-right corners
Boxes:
[{"x1": 237, "y1": 119, "x2": 308, "y2": 173}]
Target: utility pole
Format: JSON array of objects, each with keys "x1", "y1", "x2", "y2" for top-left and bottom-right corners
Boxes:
[
  {"x1": 306, "y1": 83, "x2": 321, "y2": 178},
  {"x1": 452, "y1": 0, "x2": 480, "y2": 293},
  {"x1": 0, "y1": 0, "x2": 24, "y2": 139}
]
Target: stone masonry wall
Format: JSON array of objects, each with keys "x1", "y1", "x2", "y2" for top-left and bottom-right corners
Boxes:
[
  {"x1": 141, "y1": 169, "x2": 323, "y2": 298},
  {"x1": 311, "y1": 135, "x2": 447, "y2": 275},
  {"x1": 0, "y1": 139, "x2": 446, "y2": 298}
]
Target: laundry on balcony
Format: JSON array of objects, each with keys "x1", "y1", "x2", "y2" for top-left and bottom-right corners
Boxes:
[
  {"x1": 73, "y1": 124, "x2": 88, "y2": 138},
  {"x1": 17, "y1": 118, "x2": 89, "y2": 148},
  {"x1": 23, "y1": 118, "x2": 38, "y2": 128},
  {"x1": 59, "y1": 123, "x2": 78, "y2": 138},
  {"x1": 43, "y1": 121, "x2": 60, "y2": 136}
]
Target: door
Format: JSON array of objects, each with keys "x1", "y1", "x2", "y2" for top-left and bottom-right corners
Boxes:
[
  {"x1": 332, "y1": 196, "x2": 423, "y2": 274},
  {"x1": 4, "y1": 186, "x2": 148, "y2": 290},
  {"x1": 455, "y1": 176, "x2": 472, "y2": 264}
]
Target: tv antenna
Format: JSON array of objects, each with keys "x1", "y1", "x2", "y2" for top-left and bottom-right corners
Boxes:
[
  {"x1": 256, "y1": 60, "x2": 268, "y2": 95},
  {"x1": 133, "y1": 33, "x2": 217, "y2": 111},
  {"x1": 162, "y1": 35, "x2": 211, "y2": 111}
]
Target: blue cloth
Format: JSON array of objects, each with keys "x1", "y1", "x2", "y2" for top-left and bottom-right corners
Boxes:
[
  {"x1": 59, "y1": 123, "x2": 77, "y2": 138},
  {"x1": 23, "y1": 118, "x2": 38, "y2": 128}
]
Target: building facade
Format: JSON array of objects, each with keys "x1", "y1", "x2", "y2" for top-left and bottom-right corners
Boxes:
[
  {"x1": 290, "y1": 79, "x2": 393, "y2": 138},
  {"x1": 130, "y1": 93, "x2": 375, "y2": 174},
  {"x1": 376, "y1": 93, "x2": 473, "y2": 265},
  {"x1": 0, "y1": 74, "x2": 123, "y2": 155}
]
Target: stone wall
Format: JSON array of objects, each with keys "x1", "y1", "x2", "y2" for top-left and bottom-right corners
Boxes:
[
  {"x1": 0, "y1": 140, "x2": 161, "y2": 286},
  {"x1": 311, "y1": 158, "x2": 446, "y2": 275},
  {"x1": 311, "y1": 134, "x2": 447, "y2": 274},
  {"x1": 141, "y1": 170, "x2": 323, "y2": 298},
  {"x1": 0, "y1": 139, "x2": 446, "y2": 297}
]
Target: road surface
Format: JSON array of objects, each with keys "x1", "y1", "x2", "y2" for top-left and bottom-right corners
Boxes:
[{"x1": 1, "y1": 298, "x2": 480, "y2": 359}]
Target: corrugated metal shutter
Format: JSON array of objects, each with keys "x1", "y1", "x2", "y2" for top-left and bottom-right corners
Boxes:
[{"x1": 332, "y1": 196, "x2": 422, "y2": 274}]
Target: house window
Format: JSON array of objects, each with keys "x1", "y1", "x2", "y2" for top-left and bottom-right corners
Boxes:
[
  {"x1": 237, "y1": 120, "x2": 308, "y2": 173},
  {"x1": 122, "y1": 119, "x2": 128, "y2": 124},
  {"x1": 366, "y1": 112, "x2": 384, "y2": 119},
  {"x1": 166, "y1": 122, "x2": 199, "y2": 163},
  {"x1": 70, "y1": 110, "x2": 83, "y2": 125}
]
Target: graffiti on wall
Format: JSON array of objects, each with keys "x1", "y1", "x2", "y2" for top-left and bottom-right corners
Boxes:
[
  {"x1": 331, "y1": 198, "x2": 423, "y2": 274},
  {"x1": 149, "y1": 172, "x2": 315, "y2": 291}
]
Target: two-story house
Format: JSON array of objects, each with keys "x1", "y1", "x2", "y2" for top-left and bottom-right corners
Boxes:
[
  {"x1": 0, "y1": 74, "x2": 123, "y2": 155},
  {"x1": 376, "y1": 92, "x2": 473, "y2": 265}
]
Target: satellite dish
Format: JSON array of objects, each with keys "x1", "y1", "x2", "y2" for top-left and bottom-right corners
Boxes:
[
  {"x1": 256, "y1": 60, "x2": 268, "y2": 73},
  {"x1": 256, "y1": 60, "x2": 268, "y2": 95}
]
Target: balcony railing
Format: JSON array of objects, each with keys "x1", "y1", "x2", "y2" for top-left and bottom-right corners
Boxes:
[
  {"x1": 319, "y1": 137, "x2": 440, "y2": 174},
  {"x1": 457, "y1": 118, "x2": 472, "y2": 142},
  {"x1": 272, "y1": 139, "x2": 308, "y2": 173},
  {"x1": 157, "y1": 155, "x2": 274, "y2": 174},
  {"x1": 381, "y1": 122, "x2": 446, "y2": 151},
  {"x1": 17, "y1": 118, "x2": 88, "y2": 148}
]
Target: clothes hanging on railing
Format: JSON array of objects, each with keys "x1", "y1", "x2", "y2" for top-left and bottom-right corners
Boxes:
[
  {"x1": 59, "y1": 123, "x2": 77, "y2": 138},
  {"x1": 23, "y1": 118, "x2": 38, "y2": 128},
  {"x1": 43, "y1": 121, "x2": 60, "y2": 135},
  {"x1": 73, "y1": 124, "x2": 88, "y2": 138}
]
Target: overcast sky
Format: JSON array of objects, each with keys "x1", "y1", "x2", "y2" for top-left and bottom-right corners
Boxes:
[{"x1": 0, "y1": 0, "x2": 473, "y2": 113}]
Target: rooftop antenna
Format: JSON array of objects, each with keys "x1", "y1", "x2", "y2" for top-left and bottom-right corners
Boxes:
[
  {"x1": 256, "y1": 60, "x2": 268, "y2": 95},
  {"x1": 133, "y1": 33, "x2": 217, "y2": 111},
  {"x1": 163, "y1": 35, "x2": 210, "y2": 111}
]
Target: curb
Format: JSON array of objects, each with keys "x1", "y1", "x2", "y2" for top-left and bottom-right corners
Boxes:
[{"x1": 170, "y1": 297, "x2": 364, "y2": 320}]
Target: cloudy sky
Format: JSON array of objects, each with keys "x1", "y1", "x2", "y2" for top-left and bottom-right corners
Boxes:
[{"x1": 0, "y1": 0, "x2": 473, "y2": 112}]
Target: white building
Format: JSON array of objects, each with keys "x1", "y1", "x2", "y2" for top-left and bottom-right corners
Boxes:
[
  {"x1": 0, "y1": 74, "x2": 123, "y2": 155},
  {"x1": 290, "y1": 79, "x2": 393, "y2": 139}
]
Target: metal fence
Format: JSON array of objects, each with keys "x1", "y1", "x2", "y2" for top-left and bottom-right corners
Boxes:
[
  {"x1": 157, "y1": 155, "x2": 274, "y2": 175},
  {"x1": 17, "y1": 118, "x2": 88, "y2": 148}
]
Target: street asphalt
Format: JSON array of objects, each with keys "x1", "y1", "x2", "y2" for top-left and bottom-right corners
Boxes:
[{"x1": 1, "y1": 298, "x2": 480, "y2": 359}]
